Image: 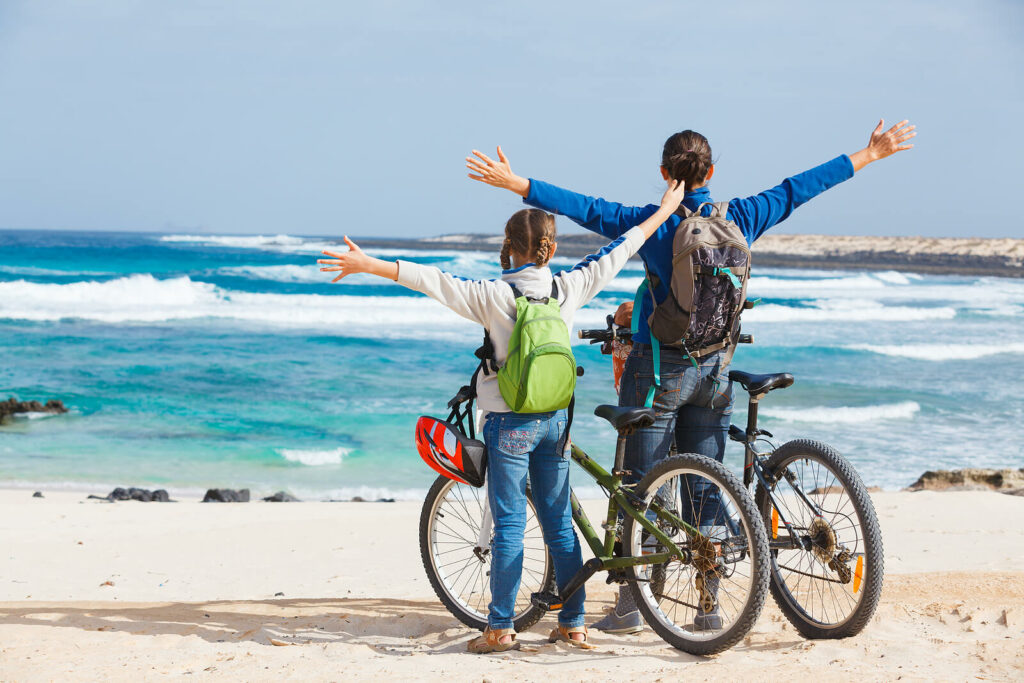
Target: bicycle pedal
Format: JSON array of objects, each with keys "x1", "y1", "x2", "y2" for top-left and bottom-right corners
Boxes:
[
  {"x1": 530, "y1": 591, "x2": 563, "y2": 611},
  {"x1": 605, "y1": 569, "x2": 629, "y2": 584}
]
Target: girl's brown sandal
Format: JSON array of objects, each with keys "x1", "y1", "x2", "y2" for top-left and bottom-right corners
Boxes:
[
  {"x1": 548, "y1": 625, "x2": 596, "y2": 649},
  {"x1": 467, "y1": 627, "x2": 520, "y2": 654}
]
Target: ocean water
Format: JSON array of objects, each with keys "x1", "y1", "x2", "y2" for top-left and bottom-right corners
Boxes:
[{"x1": 1, "y1": 229, "x2": 1022, "y2": 499}]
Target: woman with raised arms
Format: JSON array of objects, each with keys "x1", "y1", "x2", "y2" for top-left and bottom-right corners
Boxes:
[{"x1": 468, "y1": 119, "x2": 915, "y2": 633}]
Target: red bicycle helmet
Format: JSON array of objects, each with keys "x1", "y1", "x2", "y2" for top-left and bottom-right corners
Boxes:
[{"x1": 415, "y1": 416, "x2": 487, "y2": 487}]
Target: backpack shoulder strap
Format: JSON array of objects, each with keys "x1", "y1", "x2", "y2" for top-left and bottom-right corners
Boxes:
[
  {"x1": 712, "y1": 201, "x2": 730, "y2": 218},
  {"x1": 508, "y1": 282, "x2": 525, "y2": 300},
  {"x1": 673, "y1": 204, "x2": 694, "y2": 219}
]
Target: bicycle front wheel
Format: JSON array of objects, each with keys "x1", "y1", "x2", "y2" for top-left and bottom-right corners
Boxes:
[
  {"x1": 755, "y1": 439, "x2": 884, "y2": 639},
  {"x1": 419, "y1": 475, "x2": 554, "y2": 631},
  {"x1": 623, "y1": 453, "x2": 770, "y2": 656}
]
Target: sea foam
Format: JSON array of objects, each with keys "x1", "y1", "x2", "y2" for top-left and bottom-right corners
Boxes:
[
  {"x1": 278, "y1": 447, "x2": 349, "y2": 466},
  {"x1": 161, "y1": 233, "x2": 339, "y2": 254},
  {"x1": 762, "y1": 401, "x2": 920, "y2": 424},
  {"x1": 744, "y1": 301, "x2": 957, "y2": 323},
  {"x1": 0, "y1": 274, "x2": 481, "y2": 337},
  {"x1": 848, "y1": 343, "x2": 1024, "y2": 361}
]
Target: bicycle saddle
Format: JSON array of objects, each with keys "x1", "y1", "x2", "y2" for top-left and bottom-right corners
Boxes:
[
  {"x1": 594, "y1": 405, "x2": 656, "y2": 433},
  {"x1": 728, "y1": 370, "x2": 794, "y2": 395}
]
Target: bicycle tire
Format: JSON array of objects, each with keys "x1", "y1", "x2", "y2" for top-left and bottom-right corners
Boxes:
[
  {"x1": 755, "y1": 439, "x2": 884, "y2": 639},
  {"x1": 419, "y1": 475, "x2": 554, "y2": 631},
  {"x1": 623, "y1": 453, "x2": 770, "y2": 656}
]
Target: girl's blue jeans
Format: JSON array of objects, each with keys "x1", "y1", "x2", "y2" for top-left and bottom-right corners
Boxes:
[{"x1": 483, "y1": 408, "x2": 584, "y2": 630}]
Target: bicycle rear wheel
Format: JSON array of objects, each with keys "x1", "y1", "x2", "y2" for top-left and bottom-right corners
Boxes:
[
  {"x1": 623, "y1": 453, "x2": 769, "y2": 656},
  {"x1": 755, "y1": 439, "x2": 883, "y2": 639},
  {"x1": 419, "y1": 475, "x2": 554, "y2": 631}
]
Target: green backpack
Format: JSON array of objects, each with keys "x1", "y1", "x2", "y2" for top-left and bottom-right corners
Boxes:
[{"x1": 497, "y1": 282, "x2": 577, "y2": 413}]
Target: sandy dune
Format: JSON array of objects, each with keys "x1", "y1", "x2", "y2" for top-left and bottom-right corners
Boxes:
[{"x1": 1, "y1": 490, "x2": 1022, "y2": 681}]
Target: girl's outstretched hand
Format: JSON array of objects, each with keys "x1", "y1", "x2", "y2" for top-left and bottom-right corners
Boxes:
[
  {"x1": 318, "y1": 237, "x2": 397, "y2": 282},
  {"x1": 634, "y1": 178, "x2": 687, "y2": 240},
  {"x1": 659, "y1": 178, "x2": 686, "y2": 212},
  {"x1": 466, "y1": 146, "x2": 530, "y2": 197}
]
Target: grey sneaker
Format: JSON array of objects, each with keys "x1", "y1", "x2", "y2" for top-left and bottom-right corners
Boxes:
[
  {"x1": 693, "y1": 574, "x2": 723, "y2": 631},
  {"x1": 591, "y1": 607, "x2": 644, "y2": 634}
]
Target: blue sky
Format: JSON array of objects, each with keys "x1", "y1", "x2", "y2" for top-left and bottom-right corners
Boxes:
[{"x1": 0, "y1": 1, "x2": 1020, "y2": 238}]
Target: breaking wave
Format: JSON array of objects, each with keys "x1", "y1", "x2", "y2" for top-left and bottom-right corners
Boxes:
[
  {"x1": 744, "y1": 301, "x2": 957, "y2": 323},
  {"x1": 847, "y1": 343, "x2": 1024, "y2": 361},
  {"x1": 161, "y1": 233, "x2": 339, "y2": 254},
  {"x1": 762, "y1": 401, "x2": 920, "y2": 424},
  {"x1": 278, "y1": 447, "x2": 349, "y2": 466}
]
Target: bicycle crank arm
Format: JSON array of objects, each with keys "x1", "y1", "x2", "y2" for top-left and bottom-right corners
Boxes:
[{"x1": 530, "y1": 557, "x2": 603, "y2": 610}]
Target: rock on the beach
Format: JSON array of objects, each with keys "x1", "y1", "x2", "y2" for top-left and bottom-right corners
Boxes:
[
  {"x1": 32, "y1": 491, "x2": 44, "y2": 498},
  {"x1": 202, "y1": 488, "x2": 250, "y2": 503},
  {"x1": 262, "y1": 491, "x2": 300, "y2": 502},
  {"x1": 906, "y1": 468, "x2": 1024, "y2": 492},
  {"x1": 87, "y1": 487, "x2": 172, "y2": 502},
  {"x1": 0, "y1": 397, "x2": 69, "y2": 422}
]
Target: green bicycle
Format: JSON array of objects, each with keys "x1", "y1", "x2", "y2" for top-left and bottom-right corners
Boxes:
[{"x1": 419, "y1": 374, "x2": 771, "y2": 656}]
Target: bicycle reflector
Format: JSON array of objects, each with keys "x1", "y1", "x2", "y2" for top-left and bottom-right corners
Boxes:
[{"x1": 415, "y1": 416, "x2": 487, "y2": 487}]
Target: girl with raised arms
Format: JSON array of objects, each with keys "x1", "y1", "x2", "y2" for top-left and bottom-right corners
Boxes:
[
  {"x1": 468, "y1": 119, "x2": 915, "y2": 632},
  {"x1": 318, "y1": 177, "x2": 688, "y2": 651}
]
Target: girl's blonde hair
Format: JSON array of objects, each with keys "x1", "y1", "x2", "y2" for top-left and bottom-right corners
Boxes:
[{"x1": 500, "y1": 209, "x2": 557, "y2": 270}]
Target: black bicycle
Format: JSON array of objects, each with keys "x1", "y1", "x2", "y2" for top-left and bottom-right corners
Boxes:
[{"x1": 580, "y1": 316, "x2": 884, "y2": 639}]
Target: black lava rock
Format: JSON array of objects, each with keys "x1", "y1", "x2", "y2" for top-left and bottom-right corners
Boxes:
[
  {"x1": 0, "y1": 397, "x2": 69, "y2": 422},
  {"x1": 88, "y1": 487, "x2": 173, "y2": 502},
  {"x1": 263, "y1": 491, "x2": 300, "y2": 502},
  {"x1": 32, "y1": 491, "x2": 44, "y2": 498},
  {"x1": 202, "y1": 488, "x2": 250, "y2": 503}
]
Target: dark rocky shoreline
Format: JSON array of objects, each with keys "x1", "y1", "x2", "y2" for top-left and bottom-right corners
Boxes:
[{"x1": 352, "y1": 233, "x2": 1024, "y2": 278}]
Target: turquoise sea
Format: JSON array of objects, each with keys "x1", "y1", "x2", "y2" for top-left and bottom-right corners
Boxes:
[{"x1": 1, "y1": 229, "x2": 1022, "y2": 499}]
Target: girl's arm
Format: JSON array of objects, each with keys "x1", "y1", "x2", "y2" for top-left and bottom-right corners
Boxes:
[
  {"x1": 467, "y1": 147, "x2": 656, "y2": 240},
  {"x1": 558, "y1": 180, "x2": 685, "y2": 309},
  {"x1": 320, "y1": 238, "x2": 399, "y2": 281},
  {"x1": 730, "y1": 119, "x2": 916, "y2": 244},
  {"x1": 318, "y1": 239, "x2": 495, "y2": 325}
]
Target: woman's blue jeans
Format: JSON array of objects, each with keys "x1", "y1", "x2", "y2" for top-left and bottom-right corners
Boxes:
[
  {"x1": 483, "y1": 409, "x2": 584, "y2": 630},
  {"x1": 618, "y1": 344, "x2": 735, "y2": 527}
]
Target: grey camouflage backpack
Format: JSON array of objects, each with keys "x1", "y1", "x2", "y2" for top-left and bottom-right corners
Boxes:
[{"x1": 646, "y1": 202, "x2": 751, "y2": 367}]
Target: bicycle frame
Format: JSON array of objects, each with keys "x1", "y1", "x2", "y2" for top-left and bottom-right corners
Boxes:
[
  {"x1": 735, "y1": 391, "x2": 822, "y2": 552},
  {"x1": 445, "y1": 377, "x2": 728, "y2": 607},
  {"x1": 566, "y1": 442, "x2": 696, "y2": 570},
  {"x1": 470, "y1": 433, "x2": 713, "y2": 608}
]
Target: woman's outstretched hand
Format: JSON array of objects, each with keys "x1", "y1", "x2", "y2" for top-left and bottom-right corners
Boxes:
[
  {"x1": 318, "y1": 237, "x2": 398, "y2": 282},
  {"x1": 850, "y1": 119, "x2": 916, "y2": 171},
  {"x1": 466, "y1": 146, "x2": 530, "y2": 197}
]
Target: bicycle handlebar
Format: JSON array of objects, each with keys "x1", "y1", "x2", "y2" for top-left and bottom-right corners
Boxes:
[{"x1": 577, "y1": 314, "x2": 753, "y2": 352}]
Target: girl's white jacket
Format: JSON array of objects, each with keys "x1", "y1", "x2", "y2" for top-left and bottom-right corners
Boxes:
[{"x1": 395, "y1": 226, "x2": 646, "y2": 414}]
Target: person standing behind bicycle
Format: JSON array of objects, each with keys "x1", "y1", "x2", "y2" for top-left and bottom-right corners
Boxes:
[
  {"x1": 467, "y1": 119, "x2": 915, "y2": 633},
  {"x1": 318, "y1": 179, "x2": 687, "y2": 652}
]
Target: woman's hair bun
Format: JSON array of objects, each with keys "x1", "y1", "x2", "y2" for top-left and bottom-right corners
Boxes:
[{"x1": 662, "y1": 131, "x2": 712, "y2": 188}]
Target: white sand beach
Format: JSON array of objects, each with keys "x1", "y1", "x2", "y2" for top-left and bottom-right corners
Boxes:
[{"x1": 1, "y1": 489, "x2": 1022, "y2": 681}]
